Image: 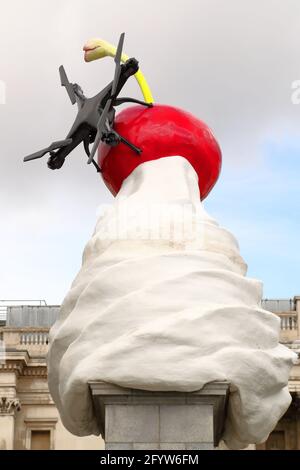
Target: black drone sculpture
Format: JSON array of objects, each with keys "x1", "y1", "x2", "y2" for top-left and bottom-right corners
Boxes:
[{"x1": 23, "y1": 33, "x2": 152, "y2": 173}]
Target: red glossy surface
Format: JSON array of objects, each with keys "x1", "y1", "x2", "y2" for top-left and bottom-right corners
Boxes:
[{"x1": 98, "y1": 104, "x2": 222, "y2": 200}]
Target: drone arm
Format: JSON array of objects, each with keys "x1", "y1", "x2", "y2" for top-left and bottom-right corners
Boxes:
[
  {"x1": 55, "y1": 133, "x2": 83, "y2": 157},
  {"x1": 23, "y1": 139, "x2": 73, "y2": 162},
  {"x1": 47, "y1": 128, "x2": 89, "y2": 169},
  {"x1": 110, "y1": 58, "x2": 140, "y2": 101}
]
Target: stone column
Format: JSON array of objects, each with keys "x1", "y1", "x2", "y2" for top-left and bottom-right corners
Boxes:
[
  {"x1": 295, "y1": 296, "x2": 300, "y2": 339},
  {"x1": 0, "y1": 366, "x2": 21, "y2": 450},
  {"x1": 0, "y1": 397, "x2": 21, "y2": 450},
  {"x1": 89, "y1": 381, "x2": 229, "y2": 450}
]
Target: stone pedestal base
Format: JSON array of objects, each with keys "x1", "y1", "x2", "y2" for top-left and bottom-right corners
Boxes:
[{"x1": 89, "y1": 381, "x2": 229, "y2": 450}]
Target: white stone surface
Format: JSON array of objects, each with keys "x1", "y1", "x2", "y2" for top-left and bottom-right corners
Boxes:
[{"x1": 48, "y1": 156, "x2": 297, "y2": 449}]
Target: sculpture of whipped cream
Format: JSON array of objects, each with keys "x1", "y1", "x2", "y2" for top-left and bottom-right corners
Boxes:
[{"x1": 48, "y1": 156, "x2": 296, "y2": 449}]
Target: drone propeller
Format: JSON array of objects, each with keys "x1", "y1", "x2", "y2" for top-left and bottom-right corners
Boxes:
[
  {"x1": 59, "y1": 65, "x2": 76, "y2": 105},
  {"x1": 111, "y1": 32, "x2": 125, "y2": 97},
  {"x1": 87, "y1": 33, "x2": 125, "y2": 165},
  {"x1": 23, "y1": 139, "x2": 72, "y2": 162}
]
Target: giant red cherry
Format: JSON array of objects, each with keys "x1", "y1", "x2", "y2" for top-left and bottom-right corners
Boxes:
[{"x1": 98, "y1": 104, "x2": 222, "y2": 200}]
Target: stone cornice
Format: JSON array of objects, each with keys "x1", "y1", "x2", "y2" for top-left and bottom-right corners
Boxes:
[
  {"x1": 23, "y1": 366, "x2": 47, "y2": 378},
  {"x1": 0, "y1": 350, "x2": 47, "y2": 377},
  {"x1": 0, "y1": 361, "x2": 24, "y2": 375},
  {"x1": 0, "y1": 327, "x2": 50, "y2": 333}
]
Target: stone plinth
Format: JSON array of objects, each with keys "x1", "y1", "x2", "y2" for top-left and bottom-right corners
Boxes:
[{"x1": 89, "y1": 381, "x2": 229, "y2": 450}]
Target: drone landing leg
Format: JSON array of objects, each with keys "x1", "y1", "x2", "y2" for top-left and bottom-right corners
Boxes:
[
  {"x1": 101, "y1": 130, "x2": 142, "y2": 155},
  {"x1": 91, "y1": 159, "x2": 102, "y2": 173},
  {"x1": 118, "y1": 134, "x2": 142, "y2": 155},
  {"x1": 83, "y1": 136, "x2": 102, "y2": 172},
  {"x1": 114, "y1": 97, "x2": 153, "y2": 107}
]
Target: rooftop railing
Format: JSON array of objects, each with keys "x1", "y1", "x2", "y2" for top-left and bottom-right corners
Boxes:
[
  {"x1": 0, "y1": 300, "x2": 47, "y2": 322},
  {"x1": 261, "y1": 299, "x2": 295, "y2": 313},
  {"x1": 0, "y1": 300, "x2": 299, "y2": 333}
]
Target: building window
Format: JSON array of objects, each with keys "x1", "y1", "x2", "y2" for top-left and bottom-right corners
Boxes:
[
  {"x1": 265, "y1": 431, "x2": 286, "y2": 450},
  {"x1": 24, "y1": 418, "x2": 57, "y2": 450},
  {"x1": 257, "y1": 430, "x2": 286, "y2": 450},
  {"x1": 31, "y1": 430, "x2": 51, "y2": 450}
]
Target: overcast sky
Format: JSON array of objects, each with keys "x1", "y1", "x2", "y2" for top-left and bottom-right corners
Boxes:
[{"x1": 0, "y1": 0, "x2": 300, "y2": 304}]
